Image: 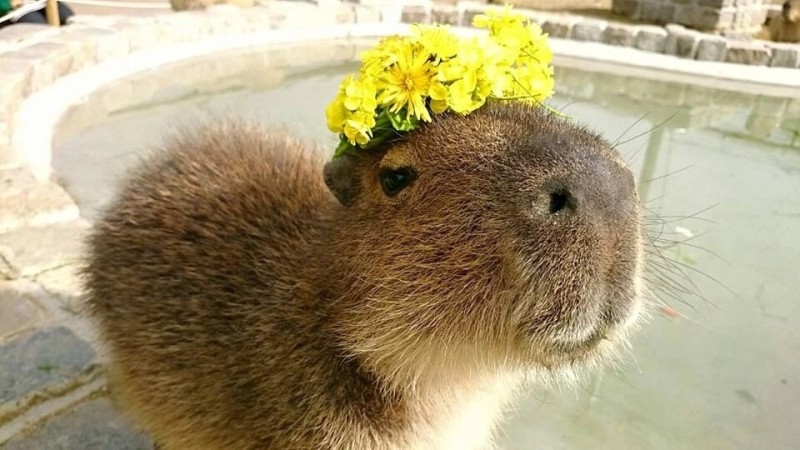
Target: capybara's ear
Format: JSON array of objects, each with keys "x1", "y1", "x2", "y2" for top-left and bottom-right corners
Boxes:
[{"x1": 323, "y1": 153, "x2": 363, "y2": 207}]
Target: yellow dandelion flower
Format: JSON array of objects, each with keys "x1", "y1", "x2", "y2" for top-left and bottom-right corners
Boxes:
[
  {"x1": 377, "y1": 43, "x2": 436, "y2": 122},
  {"x1": 326, "y1": 6, "x2": 557, "y2": 155},
  {"x1": 413, "y1": 24, "x2": 459, "y2": 61},
  {"x1": 361, "y1": 35, "x2": 413, "y2": 77}
]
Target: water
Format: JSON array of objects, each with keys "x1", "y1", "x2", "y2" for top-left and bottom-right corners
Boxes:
[{"x1": 52, "y1": 43, "x2": 800, "y2": 450}]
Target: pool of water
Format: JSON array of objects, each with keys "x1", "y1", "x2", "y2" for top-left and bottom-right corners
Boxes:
[{"x1": 52, "y1": 41, "x2": 800, "y2": 450}]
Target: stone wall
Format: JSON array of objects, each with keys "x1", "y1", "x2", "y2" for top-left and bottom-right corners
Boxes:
[{"x1": 611, "y1": 0, "x2": 771, "y2": 33}]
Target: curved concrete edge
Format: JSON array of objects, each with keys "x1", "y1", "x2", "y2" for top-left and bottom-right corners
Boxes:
[
  {"x1": 4, "y1": 1, "x2": 800, "y2": 180},
  {"x1": 13, "y1": 22, "x2": 409, "y2": 181}
]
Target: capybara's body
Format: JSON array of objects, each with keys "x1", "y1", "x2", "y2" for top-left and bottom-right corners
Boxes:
[
  {"x1": 84, "y1": 104, "x2": 645, "y2": 450},
  {"x1": 770, "y1": 0, "x2": 800, "y2": 42}
]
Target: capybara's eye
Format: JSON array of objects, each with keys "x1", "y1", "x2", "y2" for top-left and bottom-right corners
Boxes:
[{"x1": 379, "y1": 168, "x2": 416, "y2": 197}]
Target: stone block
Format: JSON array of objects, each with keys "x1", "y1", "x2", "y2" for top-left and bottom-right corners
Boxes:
[
  {"x1": 5, "y1": 398, "x2": 153, "y2": 450},
  {"x1": 611, "y1": 0, "x2": 638, "y2": 16},
  {"x1": 1, "y1": 43, "x2": 75, "y2": 95},
  {"x1": 634, "y1": 25, "x2": 669, "y2": 52},
  {"x1": 402, "y1": 4, "x2": 430, "y2": 23},
  {"x1": 0, "y1": 169, "x2": 80, "y2": 235},
  {"x1": 726, "y1": 41, "x2": 771, "y2": 65},
  {"x1": 768, "y1": 42, "x2": 800, "y2": 68},
  {"x1": 111, "y1": 21, "x2": 164, "y2": 53},
  {"x1": 696, "y1": 35, "x2": 729, "y2": 60},
  {"x1": 459, "y1": 1, "x2": 488, "y2": 26},
  {"x1": 0, "y1": 326, "x2": 96, "y2": 418},
  {"x1": 665, "y1": 24, "x2": 700, "y2": 57},
  {"x1": 732, "y1": 8, "x2": 754, "y2": 28},
  {"x1": 40, "y1": 37, "x2": 97, "y2": 75},
  {"x1": 431, "y1": 5, "x2": 459, "y2": 25},
  {"x1": 0, "y1": 282, "x2": 43, "y2": 338},
  {"x1": 673, "y1": 4, "x2": 697, "y2": 27},
  {"x1": 657, "y1": 4, "x2": 677, "y2": 23},
  {"x1": 698, "y1": 0, "x2": 734, "y2": 7},
  {"x1": 602, "y1": 24, "x2": 636, "y2": 46},
  {"x1": 571, "y1": 19, "x2": 607, "y2": 42},
  {"x1": 635, "y1": 1, "x2": 664, "y2": 21},
  {"x1": 0, "y1": 59, "x2": 34, "y2": 109},
  {"x1": 353, "y1": 5, "x2": 382, "y2": 24},
  {"x1": 35, "y1": 264, "x2": 85, "y2": 315},
  {"x1": 541, "y1": 17, "x2": 575, "y2": 38},
  {"x1": 51, "y1": 27, "x2": 117, "y2": 66},
  {"x1": 28, "y1": 41, "x2": 75, "y2": 81},
  {"x1": 0, "y1": 220, "x2": 90, "y2": 278},
  {"x1": 694, "y1": 6, "x2": 736, "y2": 30},
  {"x1": 0, "y1": 24, "x2": 52, "y2": 44},
  {"x1": 675, "y1": 32, "x2": 701, "y2": 58}
]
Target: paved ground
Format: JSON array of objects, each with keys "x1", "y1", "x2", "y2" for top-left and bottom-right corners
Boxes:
[
  {"x1": 0, "y1": 165, "x2": 153, "y2": 447},
  {"x1": 2, "y1": 3, "x2": 169, "y2": 448}
]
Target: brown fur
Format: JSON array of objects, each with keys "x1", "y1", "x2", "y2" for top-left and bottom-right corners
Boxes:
[
  {"x1": 83, "y1": 102, "x2": 645, "y2": 450},
  {"x1": 769, "y1": 0, "x2": 800, "y2": 42}
]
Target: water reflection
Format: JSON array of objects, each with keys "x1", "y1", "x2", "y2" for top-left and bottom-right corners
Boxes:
[{"x1": 552, "y1": 65, "x2": 800, "y2": 151}]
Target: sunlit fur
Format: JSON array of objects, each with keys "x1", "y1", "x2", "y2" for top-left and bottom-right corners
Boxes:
[
  {"x1": 770, "y1": 0, "x2": 800, "y2": 43},
  {"x1": 83, "y1": 102, "x2": 645, "y2": 450}
]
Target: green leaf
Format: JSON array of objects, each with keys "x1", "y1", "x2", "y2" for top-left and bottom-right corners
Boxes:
[
  {"x1": 387, "y1": 109, "x2": 420, "y2": 132},
  {"x1": 333, "y1": 139, "x2": 356, "y2": 159}
]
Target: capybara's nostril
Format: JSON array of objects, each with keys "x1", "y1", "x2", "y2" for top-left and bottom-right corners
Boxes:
[{"x1": 548, "y1": 190, "x2": 571, "y2": 215}]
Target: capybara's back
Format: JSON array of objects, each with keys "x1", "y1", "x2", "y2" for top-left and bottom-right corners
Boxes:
[{"x1": 83, "y1": 123, "x2": 340, "y2": 449}]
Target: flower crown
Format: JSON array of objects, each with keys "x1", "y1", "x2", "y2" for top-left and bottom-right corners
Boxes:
[{"x1": 325, "y1": 6, "x2": 556, "y2": 159}]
